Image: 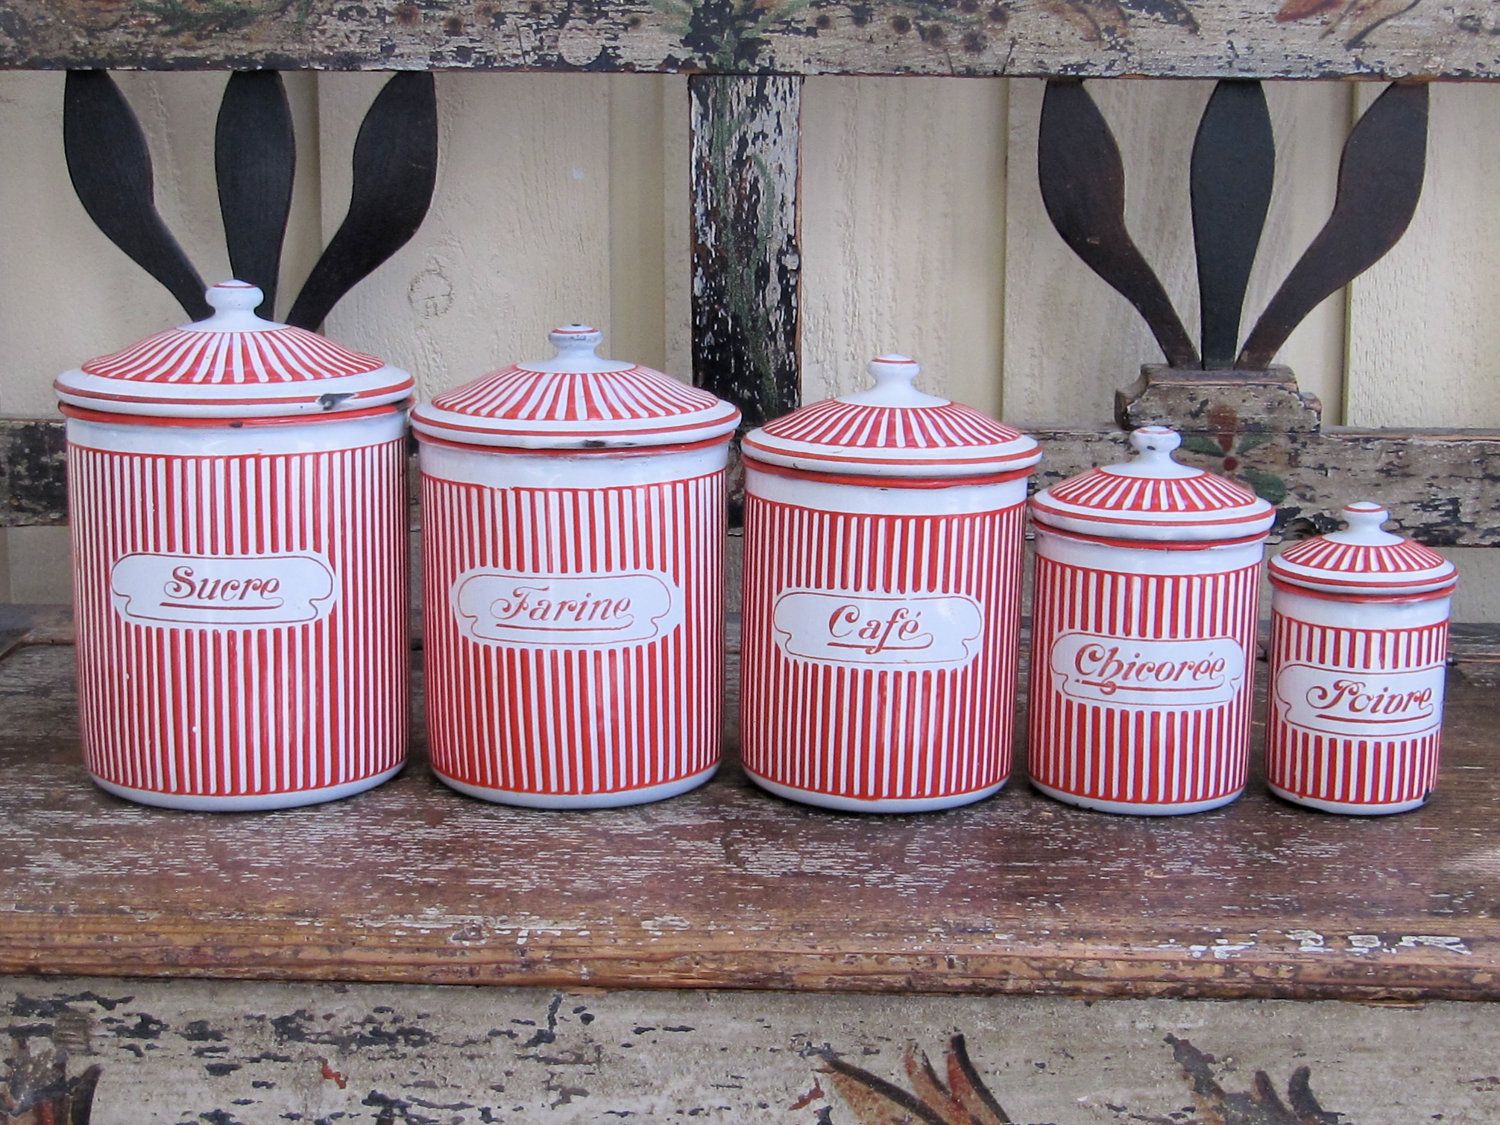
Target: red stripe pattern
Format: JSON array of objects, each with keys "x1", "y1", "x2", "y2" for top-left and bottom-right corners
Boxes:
[
  {"x1": 1028, "y1": 555, "x2": 1261, "y2": 808},
  {"x1": 422, "y1": 470, "x2": 726, "y2": 796},
  {"x1": 429, "y1": 365, "x2": 722, "y2": 423},
  {"x1": 68, "y1": 433, "x2": 409, "y2": 798},
  {"x1": 754, "y1": 398, "x2": 1027, "y2": 451},
  {"x1": 1277, "y1": 535, "x2": 1447, "y2": 576},
  {"x1": 1040, "y1": 468, "x2": 1257, "y2": 514},
  {"x1": 1266, "y1": 614, "x2": 1448, "y2": 808},
  {"x1": 82, "y1": 327, "x2": 383, "y2": 384},
  {"x1": 740, "y1": 496, "x2": 1026, "y2": 802}
]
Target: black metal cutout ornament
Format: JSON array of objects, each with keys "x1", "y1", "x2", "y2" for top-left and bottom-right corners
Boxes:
[
  {"x1": 1038, "y1": 77, "x2": 1428, "y2": 376},
  {"x1": 63, "y1": 70, "x2": 439, "y2": 331}
]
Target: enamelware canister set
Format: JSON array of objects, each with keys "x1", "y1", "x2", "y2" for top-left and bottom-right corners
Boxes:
[{"x1": 57, "y1": 282, "x2": 1457, "y2": 818}]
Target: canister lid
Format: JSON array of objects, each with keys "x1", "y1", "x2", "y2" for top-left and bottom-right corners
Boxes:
[
  {"x1": 1030, "y1": 426, "x2": 1275, "y2": 543},
  {"x1": 410, "y1": 325, "x2": 740, "y2": 451},
  {"x1": 54, "y1": 280, "x2": 414, "y2": 418},
  {"x1": 740, "y1": 355, "x2": 1040, "y2": 479},
  {"x1": 1270, "y1": 501, "x2": 1457, "y2": 597}
]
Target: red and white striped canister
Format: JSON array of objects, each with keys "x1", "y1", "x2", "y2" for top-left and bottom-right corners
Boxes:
[
  {"x1": 1028, "y1": 426, "x2": 1275, "y2": 815},
  {"x1": 1266, "y1": 502, "x2": 1456, "y2": 815},
  {"x1": 740, "y1": 355, "x2": 1041, "y2": 813},
  {"x1": 411, "y1": 326, "x2": 740, "y2": 808},
  {"x1": 56, "y1": 281, "x2": 414, "y2": 810}
]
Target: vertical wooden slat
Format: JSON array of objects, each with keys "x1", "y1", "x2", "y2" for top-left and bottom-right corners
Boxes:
[
  {"x1": 799, "y1": 77, "x2": 1008, "y2": 415},
  {"x1": 689, "y1": 75, "x2": 802, "y2": 468},
  {"x1": 607, "y1": 75, "x2": 670, "y2": 372},
  {"x1": 319, "y1": 74, "x2": 615, "y2": 399},
  {"x1": 1346, "y1": 83, "x2": 1500, "y2": 430}
]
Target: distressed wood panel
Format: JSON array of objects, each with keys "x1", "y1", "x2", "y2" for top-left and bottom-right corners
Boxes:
[
  {"x1": 690, "y1": 75, "x2": 801, "y2": 524},
  {"x1": 690, "y1": 75, "x2": 801, "y2": 431},
  {"x1": 4, "y1": 0, "x2": 1500, "y2": 78},
  {"x1": 8, "y1": 416, "x2": 1500, "y2": 547},
  {"x1": 5, "y1": 978, "x2": 1500, "y2": 1123},
  {"x1": 0, "y1": 420, "x2": 66, "y2": 527},
  {"x1": 1001, "y1": 79, "x2": 1350, "y2": 426},
  {"x1": 1, "y1": 640, "x2": 1498, "y2": 1000},
  {"x1": 799, "y1": 77, "x2": 1007, "y2": 414},
  {"x1": 607, "y1": 75, "x2": 673, "y2": 372},
  {"x1": 1035, "y1": 423, "x2": 1500, "y2": 546},
  {"x1": 1345, "y1": 83, "x2": 1500, "y2": 429}
]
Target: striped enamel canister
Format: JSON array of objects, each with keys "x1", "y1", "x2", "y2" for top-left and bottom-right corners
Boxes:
[
  {"x1": 1027, "y1": 426, "x2": 1274, "y2": 816},
  {"x1": 55, "y1": 280, "x2": 414, "y2": 811},
  {"x1": 411, "y1": 326, "x2": 739, "y2": 809},
  {"x1": 1266, "y1": 502, "x2": 1457, "y2": 815},
  {"x1": 739, "y1": 355, "x2": 1041, "y2": 813}
]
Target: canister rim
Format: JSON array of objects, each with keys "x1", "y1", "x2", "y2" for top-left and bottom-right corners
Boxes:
[
  {"x1": 410, "y1": 327, "x2": 741, "y2": 451},
  {"x1": 742, "y1": 355, "x2": 1041, "y2": 478},
  {"x1": 1269, "y1": 572, "x2": 1458, "y2": 602},
  {"x1": 741, "y1": 450, "x2": 1038, "y2": 488},
  {"x1": 54, "y1": 281, "x2": 414, "y2": 419},
  {"x1": 740, "y1": 431, "x2": 1041, "y2": 480},
  {"x1": 1027, "y1": 427, "x2": 1274, "y2": 543},
  {"x1": 1267, "y1": 501, "x2": 1456, "y2": 597},
  {"x1": 55, "y1": 366, "x2": 414, "y2": 419},
  {"x1": 409, "y1": 398, "x2": 740, "y2": 451},
  {"x1": 60, "y1": 399, "x2": 411, "y2": 428}
]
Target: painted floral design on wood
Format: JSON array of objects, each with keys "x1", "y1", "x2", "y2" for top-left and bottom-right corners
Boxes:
[
  {"x1": 1274, "y1": 0, "x2": 1421, "y2": 48},
  {"x1": 818, "y1": 1032, "x2": 1345, "y2": 1124},
  {"x1": 0, "y1": 1041, "x2": 101, "y2": 1125}
]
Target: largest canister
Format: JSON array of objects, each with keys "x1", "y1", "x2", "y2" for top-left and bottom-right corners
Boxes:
[
  {"x1": 739, "y1": 354, "x2": 1041, "y2": 813},
  {"x1": 411, "y1": 326, "x2": 740, "y2": 808},
  {"x1": 55, "y1": 281, "x2": 414, "y2": 810}
]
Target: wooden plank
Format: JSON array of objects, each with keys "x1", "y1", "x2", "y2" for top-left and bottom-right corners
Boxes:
[
  {"x1": 1, "y1": 641, "x2": 1498, "y2": 1000},
  {"x1": 689, "y1": 75, "x2": 801, "y2": 520},
  {"x1": 1033, "y1": 424, "x2": 1500, "y2": 545},
  {"x1": 0, "y1": 418, "x2": 66, "y2": 527},
  {"x1": 800, "y1": 76, "x2": 1008, "y2": 416},
  {"x1": 5, "y1": 977, "x2": 1500, "y2": 1122},
  {"x1": 3, "y1": 0, "x2": 1500, "y2": 78},
  {"x1": 1345, "y1": 84, "x2": 1500, "y2": 430},
  {"x1": 9, "y1": 415, "x2": 1500, "y2": 545},
  {"x1": 690, "y1": 76, "x2": 801, "y2": 430}
]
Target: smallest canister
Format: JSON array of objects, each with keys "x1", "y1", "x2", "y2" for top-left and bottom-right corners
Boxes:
[{"x1": 1266, "y1": 502, "x2": 1457, "y2": 815}]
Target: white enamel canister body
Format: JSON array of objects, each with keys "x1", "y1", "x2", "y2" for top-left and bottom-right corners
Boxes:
[
  {"x1": 1027, "y1": 427, "x2": 1275, "y2": 815},
  {"x1": 1266, "y1": 502, "x2": 1457, "y2": 815},
  {"x1": 56, "y1": 282, "x2": 413, "y2": 810},
  {"x1": 739, "y1": 356, "x2": 1041, "y2": 813},
  {"x1": 412, "y1": 327, "x2": 739, "y2": 808}
]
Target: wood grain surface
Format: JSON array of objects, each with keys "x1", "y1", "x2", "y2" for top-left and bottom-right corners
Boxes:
[
  {"x1": 3, "y1": 0, "x2": 1499, "y2": 78},
  {"x1": 7, "y1": 977, "x2": 1500, "y2": 1122},
  {"x1": 689, "y1": 76, "x2": 801, "y2": 431},
  {"x1": 1, "y1": 634, "x2": 1497, "y2": 1000}
]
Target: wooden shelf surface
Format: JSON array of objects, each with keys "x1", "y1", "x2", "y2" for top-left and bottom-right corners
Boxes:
[
  {"x1": 3, "y1": 0, "x2": 1498, "y2": 79},
  {"x1": 2, "y1": 627, "x2": 1498, "y2": 1001}
]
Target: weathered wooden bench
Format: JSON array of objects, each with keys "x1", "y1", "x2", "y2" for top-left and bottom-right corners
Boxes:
[{"x1": 2, "y1": 4, "x2": 1499, "y2": 1120}]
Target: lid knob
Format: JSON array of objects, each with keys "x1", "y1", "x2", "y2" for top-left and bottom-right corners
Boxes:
[
  {"x1": 205, "y1": 281, "x2": 265, "y2": 314},
  {"x1": 1129, "y1": 425, "x2": 1183, "y2": 465},
  {"x1": 1342, "y1": 501, "x2": 1389, "y2": 530},
  {"x1": 869, "y1": 353, "x2": 920, "y2": 389},
  {"x1": 549, "y1": 324, "x2": 604, "y2": 358}
]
